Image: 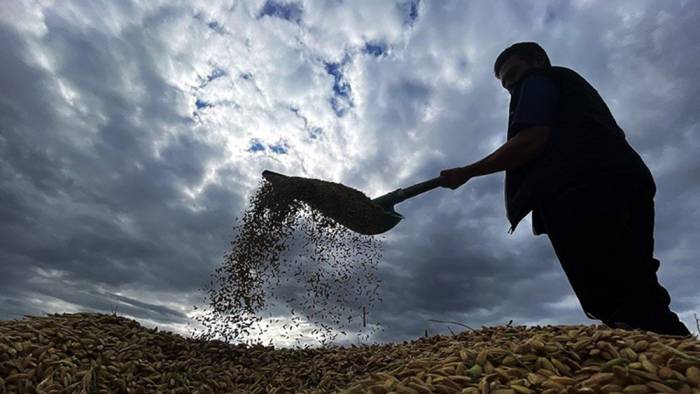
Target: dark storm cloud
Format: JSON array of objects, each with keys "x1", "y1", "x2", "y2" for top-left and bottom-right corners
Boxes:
[{"x1": 0, "y1": 6, "x2": 239, "y2": 323}]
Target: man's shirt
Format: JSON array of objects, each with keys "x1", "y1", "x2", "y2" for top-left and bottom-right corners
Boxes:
[
  {"x1": 503, "y1": 66, "x2": 656, "y2": 235},
  {"x1": 510, "y1": 75, "x2": 558, "y2": 134}
]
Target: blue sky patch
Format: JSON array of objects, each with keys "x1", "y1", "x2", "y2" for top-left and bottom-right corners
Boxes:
[
  {"x1": 363, "y1": 41, "x2": 387, "y2": 57},
  {"x1": 329, "y1": 97, "x2": 350, "y2": 117},
  {"x1": 195, "y1": 99, "x2": 211, "y2": 110},
  {"x1": 323, "y1": 58, "x2": 353, "y2": 116},
  {"x1": 309, "y1": 127, "x2": 323, "y2": 139},
  {"x1": 258, "y1": 1, "x2": 303, "y2": 24},
  {"x1": 207, "y1": 21, "x2": 225, "y2": 33},
  {"x1": 247, "y1": 140, "x2": 266, "y2": 152},
  {"x1": 193, "y1": 12, "x2": 226, "y2": 34},
  {"x1": 398, "y1": 0, "x2": 420, "y2": 26},
  {"x1": 289, "y1": 106, "x2": 323, "y2": 138},
  {"x1": 206, "y1": 68, "x2": 226, "y2": 82},
  {"x1": 269, "y1": 141, "x2": 288, "y2": 154},
  {"x1": 323, "y1": 61, "x2": 350, "y2": 97},
  {"x1": 197, "y1": 68, "x2": 226, "y2": 88}
]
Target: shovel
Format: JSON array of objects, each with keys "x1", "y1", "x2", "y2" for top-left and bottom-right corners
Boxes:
[{"x1": 262, "y1": 170, "x2": 444, "y2": 235}]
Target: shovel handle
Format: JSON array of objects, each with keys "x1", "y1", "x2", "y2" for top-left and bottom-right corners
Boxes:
[
  {"x1": 400, "y1": 176, "x2": 445, "y2": 201},
  {"x1": 372, "y1": 176, "x2": 445, "y2": 208}
]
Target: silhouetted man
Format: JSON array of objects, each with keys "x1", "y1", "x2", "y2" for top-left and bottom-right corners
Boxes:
[{"x1": 439, "y1": 42, "x2": 690, "y2": 336}]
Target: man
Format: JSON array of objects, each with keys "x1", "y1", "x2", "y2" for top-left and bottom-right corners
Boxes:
[{"x1": 439, "y1": 42, "x2": 691, "y2": 336}]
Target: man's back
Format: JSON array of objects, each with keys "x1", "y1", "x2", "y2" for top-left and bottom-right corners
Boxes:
[{"x1": 505, "y1": 66, "x2": 656, "y2": 234}]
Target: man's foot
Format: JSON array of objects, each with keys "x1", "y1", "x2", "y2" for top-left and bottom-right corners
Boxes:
[{"x1": 605, "y1": 312, "x2": 692, "y2": 337}]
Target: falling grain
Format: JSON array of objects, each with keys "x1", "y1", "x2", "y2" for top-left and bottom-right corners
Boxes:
[{"x1": 192, "y1": 177, "x2": 385, "y2": 346}]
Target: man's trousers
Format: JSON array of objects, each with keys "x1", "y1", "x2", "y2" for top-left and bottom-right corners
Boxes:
[{"x1": 537, "y1": 176, "x2": 691, "y2": 336}]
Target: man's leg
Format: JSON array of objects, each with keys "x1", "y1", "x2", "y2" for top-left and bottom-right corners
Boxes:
[
  {"x1": 601, "y1": 181, "x2": 690, "y2": 335},
  {"x1": 540, "y1": 178, "x2": 690, "y2": 336}
]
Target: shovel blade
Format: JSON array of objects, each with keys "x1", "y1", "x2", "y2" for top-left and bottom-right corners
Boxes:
[
  {"x1": 262, "y1": 170, "x2": 403, "y2": 235},
  {"x1": 360, "y1": 209, "x2": 403, "y2": 235}
]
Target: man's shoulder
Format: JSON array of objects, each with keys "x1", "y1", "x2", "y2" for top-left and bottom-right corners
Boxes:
[
  {"x1": 534, "y1": 66, "x2": 583, "y2": 80},
  {"x1": 529, "y1": 66, "x2": 596, "y2": 93},
  {"x1": 517, "y1": 66, "x2": 579, "y2": 88}
]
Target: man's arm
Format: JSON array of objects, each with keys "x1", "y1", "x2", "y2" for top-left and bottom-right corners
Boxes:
[
  {"x1": 440, "y1": 125, "x2": 550, "y2": 189},
  {"x1": 468, "y1": 125, "x2": 550, "y2": 176},
  {"x1": 441, "y1": 73, "x2": 558, "y2": 189}
]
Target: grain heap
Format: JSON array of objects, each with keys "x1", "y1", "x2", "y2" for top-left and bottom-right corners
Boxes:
[
  {"x1": 193, "y1": 177, "x2": 384, "y2": 346},
  {"x1": 1, "y1": 312, "x2": 699, "y2": 393}
]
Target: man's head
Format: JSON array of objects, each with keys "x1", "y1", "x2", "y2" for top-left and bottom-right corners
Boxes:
[{"x1": 494, "y1": 42, "x2": 551, "y2": 93}]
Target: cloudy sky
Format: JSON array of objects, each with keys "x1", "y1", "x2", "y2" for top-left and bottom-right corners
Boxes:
[{"x1": 1, "y1": 0, "x2": 699, "y2": 347}]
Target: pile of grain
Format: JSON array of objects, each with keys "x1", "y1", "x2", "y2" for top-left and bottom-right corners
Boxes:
[
  {"x1": 1, "y1": 313, "x2": 699, "y2": 393},
  {"x1": 193, "y1": 179, "x2": 384, "y2": 346}
]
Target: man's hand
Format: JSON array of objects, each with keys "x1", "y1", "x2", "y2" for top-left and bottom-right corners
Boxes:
[{"x1": 439, "y1": 166, "x2": 473, "y2": 190}]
